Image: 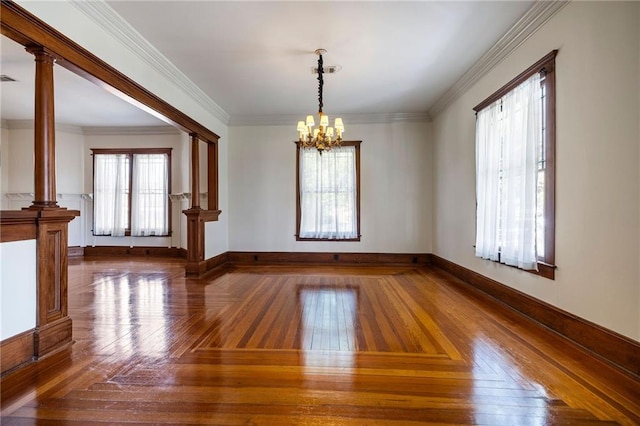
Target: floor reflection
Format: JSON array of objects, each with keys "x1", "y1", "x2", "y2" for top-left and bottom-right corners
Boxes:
[
  {"x1": 93, "y1": 273, "x2": 168, "y2": 358},
  {"x1": 297, "y1": 285, "x2": 359, "y2": 352},
  {"x1": 298, "y1": 285, "x2": 359, "y2": 374},
  {"x1": 472, "y1": 338, "x2": 549, "y2": 425}
]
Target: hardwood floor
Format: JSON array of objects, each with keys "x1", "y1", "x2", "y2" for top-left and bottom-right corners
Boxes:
[{"x1": 1, "y1": 258, "x2": 639, "y2": 424}]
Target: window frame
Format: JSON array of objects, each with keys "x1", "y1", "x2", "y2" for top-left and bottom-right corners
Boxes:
[
  {"x1": 91, "y1": 148, "x2": 172, "y2": 237},
  {"x1": 295, "y1": 140, "x2": 362, "y2": 242},
  {"x1": 473, "y1": 50, "x2": 557, "y2": 280}
]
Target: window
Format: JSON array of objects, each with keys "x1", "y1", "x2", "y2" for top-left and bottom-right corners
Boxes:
[
  {"x1": 296, "y1": 141, "x2": 361, "y2": 241},
  {"x1": 92, "y1": 148, "x2": 171, "y2": 237},
  {"x1": 473, "y1": 51, "x2": 556, "y2": 279}
]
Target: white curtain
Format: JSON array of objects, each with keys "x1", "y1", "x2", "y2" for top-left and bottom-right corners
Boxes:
[
  {"x1": 94, "y1": 154, "x2": 129, "y2": 236},
  {"x1": 300, "y1": 146, "x2": 357, "y2": 239},
  {"x1": 131, "y1": 153, "x2": 169, "y2": 236},
  {"x1": 475, "y1": 72, "x2": 541, "y2": 270}
]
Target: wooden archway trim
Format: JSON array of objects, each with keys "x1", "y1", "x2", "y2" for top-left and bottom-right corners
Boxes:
[{"x1": 0, "y1": 0, "x2": 220, "y2": 144}]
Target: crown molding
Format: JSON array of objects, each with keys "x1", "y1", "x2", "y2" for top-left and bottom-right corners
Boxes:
[
  {"x1": 69, "y1": 1, "x2": 230, "y2": 125},
  {"x1": 82, "y1": 126, "x2": 179, "y2": 136},
  {"x1": 228, "y1": 112, "x2": 431, "y2": 127},
  {"x1": 4, "y1": 120, "x2": 84, "y2": 134},
  {"x1": 428, "y1": 0, "x2": 569, "y2": 118},
  {"x1": 3, "y1": 120, "x2": 177, "y2": 135}
]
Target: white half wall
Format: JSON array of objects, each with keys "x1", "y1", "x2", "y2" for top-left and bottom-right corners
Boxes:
[
  {"x1": 432, "y1": 2, "x2": 640, "y2": 341},
  {"x1": 0, "y1": 239, "x2": 36, "y2": 340},
  {"x1": 229, "y1": 121, "x2": 432, "y2": 253}
]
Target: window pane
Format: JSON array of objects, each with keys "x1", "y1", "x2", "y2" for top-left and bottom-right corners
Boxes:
[
  {"x1": 93, "y1": 154, "x2": 129, "y2": 236},
  {"x1": 536, "y1": 170, "x2": 545, "y2": 258},
  {"x1": 299, "y1": 146, "x2": 358, "y2": 240},
  {"x1": 131, "y1": 153, "x2": 169, "y2": 236}
]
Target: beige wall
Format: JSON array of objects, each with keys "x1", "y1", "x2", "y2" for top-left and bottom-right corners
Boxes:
[
  {"x1": 228, "y1": 121, "x2": 433, "y2": 253},
  {"x1": 432, "y1": 1, "x2": 640, "y2": 341}
]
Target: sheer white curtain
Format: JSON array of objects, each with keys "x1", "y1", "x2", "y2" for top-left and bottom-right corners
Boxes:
[
  {"x1": 131, "y1": 153, "x2": 169, "y2": 236},
  {"x1": 94, "y1": 154, "x2": 129, "y2": 236},
  {"x1": 300, "y1": 146, "x2": 357, "y2": 239},
  {"x1": 475, "y1": 72, "x2": 541, "y2": 270}
]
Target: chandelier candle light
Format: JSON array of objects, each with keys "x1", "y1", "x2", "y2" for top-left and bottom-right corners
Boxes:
[{"x1": 297, "y1": 49, "x2": 345, "y2": 154}]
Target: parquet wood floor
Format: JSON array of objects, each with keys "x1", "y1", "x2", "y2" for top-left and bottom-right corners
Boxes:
[{"x1": 1, "y1": 258, "x2": 639, "y2": 424}]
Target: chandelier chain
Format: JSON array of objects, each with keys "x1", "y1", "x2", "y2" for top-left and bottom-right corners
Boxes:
[{"x1": 317, "y1": 53, "x2": 324, "y2": 113}]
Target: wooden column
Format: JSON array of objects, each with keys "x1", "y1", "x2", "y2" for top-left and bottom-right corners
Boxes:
[
  {"x1": 207, "y1": 142, "x2": 218, "y2": 211},
  {"x1": 15, "y1": 46, "x2": 80, "y2": 362},
  {"x1": 27, "y1": 47, "x2": 58, "y2": 209},
  {"x1": 190, "y1": 133, "x2": 200, "y2": 209},
  {"x1": 184, "y1": 133, "x2": 203, "y2": 275},
  {"x1": 183, "y1": 134, "x2": 220, "y2": 276}
]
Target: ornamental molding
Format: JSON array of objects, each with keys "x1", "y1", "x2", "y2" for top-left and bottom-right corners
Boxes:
[
  {"x1": 70, "y1": 1, "x2": 230, "y2": 125},
  {"x1": 428, "y1": 0, "x2": 569, "y2": 117},
  {"x1": 229, "y1": 112, "x2": 431, "y2": 127}
]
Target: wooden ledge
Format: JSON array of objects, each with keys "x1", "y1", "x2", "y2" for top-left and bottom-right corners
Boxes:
[
  {"x1": 1, "y1": 210, "x2": 39, "y2": 223},
  {"x1": 182, "y1": 208, "x2": 221, "y2": 222}
]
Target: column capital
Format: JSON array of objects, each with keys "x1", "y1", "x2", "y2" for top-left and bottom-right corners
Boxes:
[{"x1": 25, "y1": 46, "x2": 56, "y2": 62}]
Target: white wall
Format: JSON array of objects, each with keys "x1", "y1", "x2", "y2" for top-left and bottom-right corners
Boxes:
[
  {"x1": 5, "y1": 127, "x2": 34, "y2": 194},
  {"x1": 228, "y1": 121, "x2": 432, "y2": 253},
  {"x1": 56, "y1": 126, "x2": 85, "y2": 246},
  {"x1": 432, "y1": 2, "x2": 640, "y2": 341},
  {"x1": 0, "y1": 240, "x2": 36, "y2": 340}
]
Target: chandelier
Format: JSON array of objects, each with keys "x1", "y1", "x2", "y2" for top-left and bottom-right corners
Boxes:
[{"x1": 297, "y1": 49, "x2": 344, "y2": 154}]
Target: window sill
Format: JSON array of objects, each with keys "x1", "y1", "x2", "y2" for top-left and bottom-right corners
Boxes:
[
  {"x1": 92, "y1": 233, "x2": 171, "y2": 238},
  {"x1": 484, "y1": 258, "x2": 555, "y2": 280},
  {"x1": 534, "y1": 261, "x2": 556, "y2": 280},
  {"x1": 296, "y1": 235, "x2": 361, "y2": 242}
]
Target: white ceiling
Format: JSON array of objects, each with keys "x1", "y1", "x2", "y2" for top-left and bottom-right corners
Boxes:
[
  {"x1": 0, "y1": 35, "x2": 166, "y2": 127},
  {"x1": 1, "y1": 1, "x2": 535, "y2": 128}
]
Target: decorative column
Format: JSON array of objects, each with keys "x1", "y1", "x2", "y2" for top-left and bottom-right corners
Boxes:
[
  {"x1": 190, "y1": 133, "x2": 201, "y2": 209},
  {"x1": 27, "y1": 47, "x2": 58, "y2": 209},
  {"x1": 24, "y1": 46, "x2": 79, "y2": 358},
  {"x1": 207, "y1": 141, "x2": 218, "y2": 211},
  {"x1": 183, "y1": 134, "x2": 204, "y2": 275},
  {"x1": 183, "y1": 134, "x2": 220, "y2": 276}
]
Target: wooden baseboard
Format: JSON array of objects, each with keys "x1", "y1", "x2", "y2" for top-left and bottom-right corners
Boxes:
[
  {"x1": 68, "y1": 246, "x2": 84, "y2": 257},
  {"x1": 84, "y1": 246, "x2": 185, "y2": 258},
  {"x1": 185, "y1": 252, "x2": 228, "y2": 276},
  {"x1": 227, "y1": 251, "x2": 431, "y2": 266},
  {"x1": 0, "y1": 329, "x2": 34, "y2": 375},
  {"x1": 205, "y1": 252, "x2": 229, "y2": 270},
  {"x1": 431, "y1": 255, "x2": 640, "y2": 378},
  {"x1": 33, "y1": 317, "x2": 73, "y2": 358}
]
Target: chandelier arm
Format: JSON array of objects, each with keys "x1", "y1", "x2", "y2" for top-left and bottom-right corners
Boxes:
[{"x1": 317, "y1": 53, "x2": 324, "y2": 114}]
